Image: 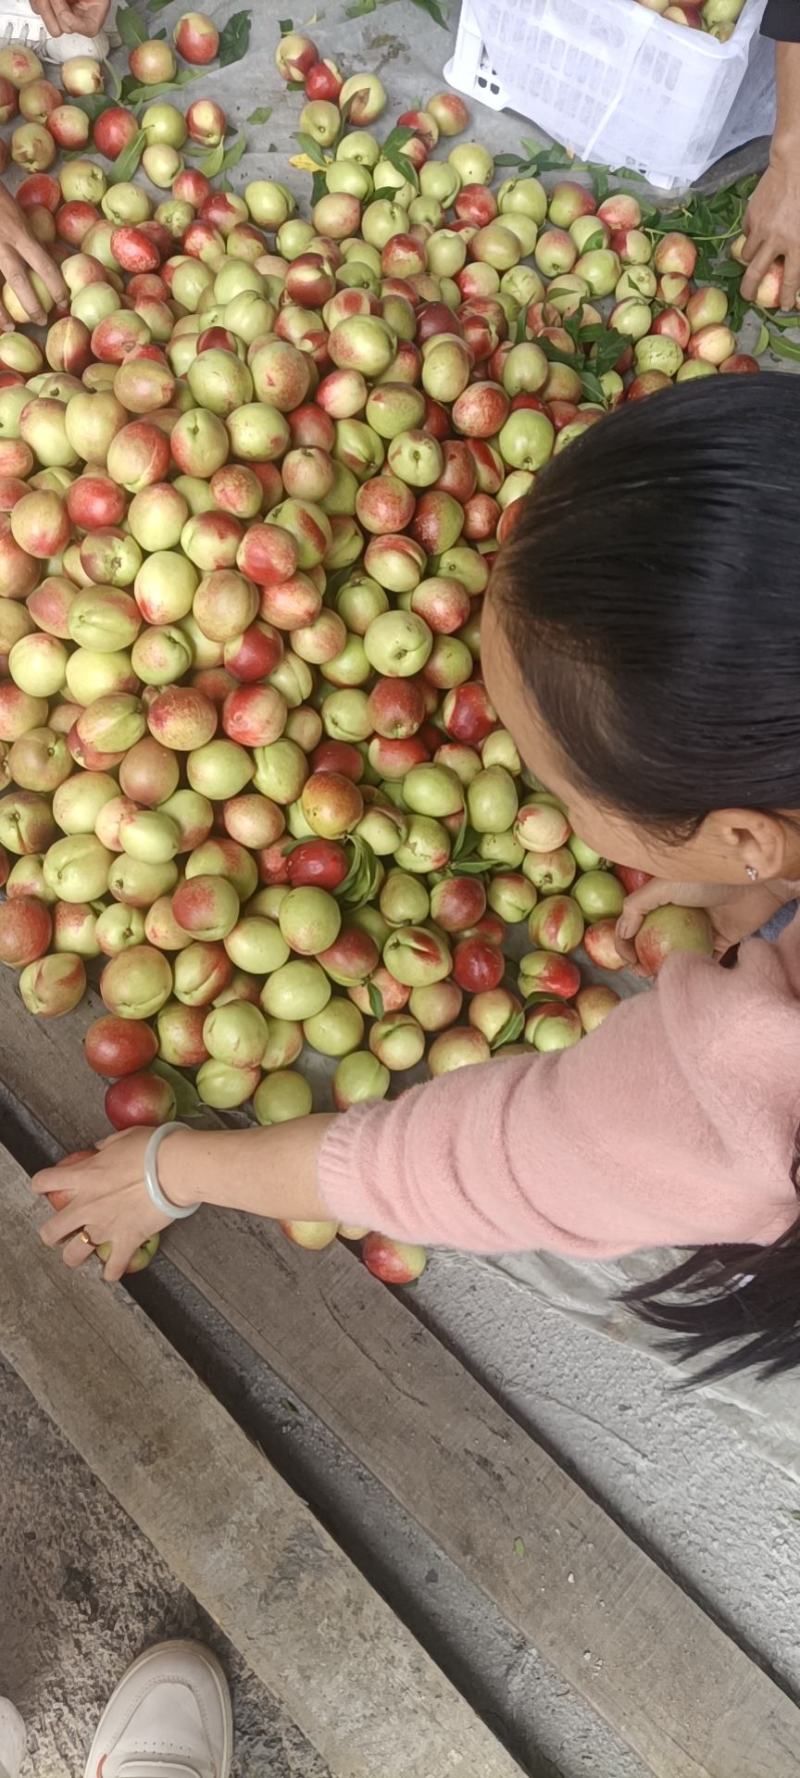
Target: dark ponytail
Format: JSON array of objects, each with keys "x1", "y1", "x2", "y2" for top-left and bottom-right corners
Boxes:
[
  {"x1": 623, "y1": 1207, "x2": 800, "y2": 1384},
  {"x1": 496, "y1": 375, "x2": 800, "y2": 1381}
]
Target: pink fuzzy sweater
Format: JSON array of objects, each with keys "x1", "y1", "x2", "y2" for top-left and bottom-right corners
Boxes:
[{"x1": 319, "y1": 917, "x2": 800, "y2": 1256}]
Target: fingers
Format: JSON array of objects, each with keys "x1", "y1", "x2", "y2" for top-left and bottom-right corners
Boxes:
[
  {"x1": 0, "y1": 248, "x2": 46, "y2": 324},
  {"x1": 60, "y1": 0, "x2": 110, "y2": 28},
  {"x1": 31, "y1": 1158, "x2": 92, "y2": 1197},
  {"x1": 613, "y1": 922, "x2": 638, "y2": 968},
  {"x1": 740, "y1": 236, "x2": 775, "y2": 300},
  {"x1": 53, "y1": 0, "x2": 81, "y2": 29},
  {"x1": 781, "y1": 249, "x2": 800, "y2": 314},
  {"x1": 62, "y1": 1230, "x2": 99, "y2": 1270},
  {"x1": 615, "y1": 878, "x2": 675, "y2": 944},
  {"x1": 739, "y1": 196, "x2": 760, "y2": 261},
  {"x1": 615, "y1": 879, "x2": 686, "y2": 968},
  {"x1": 101, "y1": 1247, "x2": 130, "y2": 1285},
  {"x1": 33, "y1": 0, "x2": 63, "y2": 32},
  {"x1": 38, "y1": 1197, "x2": 93, "y2": 1245},
  {"x1": 18, "y1": 234, "x2": 67, "y2": 308}
]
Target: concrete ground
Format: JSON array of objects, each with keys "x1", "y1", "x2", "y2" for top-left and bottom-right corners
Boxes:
[
  {"x1": 0, "y1": 1355, "x2": 331, "y2": 1778},
  {"x1": 3, "y1": 4, "x2": 799, "y2": 1778}
]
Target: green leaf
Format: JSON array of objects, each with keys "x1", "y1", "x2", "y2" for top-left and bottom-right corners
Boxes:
[
  {"x1": 580, "y1": 369, "x2": 608, "y2": 407},
  {"x1": 589, "y1": 324, "x2": 627, "y2": 379},
  {"x1": 198, "y1": 140, "x2": 225, "y2": 177},
  {"x1": 337, "y1": 835, "x2": 381, "y2": 908},
  {"x1": 247, "y1": 106, "x2": 273, "y2": 124},
  {"x1": 755, "y1": 321, "x2": 769, "y2": 356},
  {"x1": 279, "y1": 15, "x2": 294, "y2": 31},
  {"x1": 294, "y1": 131, "x2": 330, "y2": 168},
  {"x1": 345, "y1": 0, "x2": 376, "y2": 13},
  {"x1": 368, "y1": 981, "x2": 385, "y2": 1019},
  {"x1": 219, "y1": 9, "x2": 252, "y2": 65},
  {"x1": 513, "y1": 1537, "x2": 526, "y2": 1558},
  {"x1": 490, "y1": 1009, "x2": 525, "y2": 1050},
  {"x1": 760, "y1": 308, "x2": 800, "y2": 329},
  {"x1": 539, "y1": 339, "x2": 581, "y2": 371},
  {"x1": 117, "y1": 4, "x2": 148, "y2": 47},
  {"x1": 560, "y1": 306, "x2": 582, "y2": 346},
  {"x1": 522, "y1": 142, "x2": 574, "y2": 175},
  {"x1": 151, "y1": 1060, "x2": 202, "y2": 1119},
  {"x1": 153, "y1": 25, "x2": 167, "y2": 38},
  {"x1": 449, "y1": 856, "x2": 491, "y2": 875},
  {"x1": 586, "y1": 165, "x2": 609, "y2": 205},
  {"x1": 218, "y1": 133, "x2": 247, "y2": 174},
  {"x1": 381, "y1": 123, "x2": 415, "y2": 157},
  {"x1": 765, "y1": 330, "x2": 800, "y2": 364},
  {"x1": 72, "y1": 93, "x2": 115, "y2": 122},
  {"x1": 121, "y1": 69, "x2": 203, "y2": 104},
  {"x1": 408, "y1": 0, "x2": 448, "y2": 24},
  {"x1": 146, "y1": 0, "x2": 176, "y2": 10},
  {"x1": 107, "y1": 128, "x2": 146, "y2": 184},
  {"x1": 451, "y1": 814, "x2": 472, "y2": 861},
  {"x1": 494, "y1": 152, "x2": 525, "y2": 168},
  {"x1": 311, "y1": 168, "x2": 328, "y2": 205}
]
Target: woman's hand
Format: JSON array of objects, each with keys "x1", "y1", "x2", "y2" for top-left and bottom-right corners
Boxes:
[
  {"x1": 0, "y1": 186, "x2": 67, "y2": 327},
  {"x1": 31, "y1": 1130, "x2": 174, "y2": 1283},
  {"x1": 740, "y1": 159, "x2": 800, "y2": 313},
  {"x1": 30, "y1": 0, "x2": 112, "y2": 35},
  {"x1": 615, "y1": 877, "x2": 797, "y2": 969}
]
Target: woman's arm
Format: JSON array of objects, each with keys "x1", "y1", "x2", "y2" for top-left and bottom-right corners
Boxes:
[
  {"x1": 0, "y1": 186, "x2": 67, "y2": 327},
  {"x1": 32, "y1": 920, "x2": 800, "y2": 1280},
  {"x1": 741, "y1": 36, "x2": 800, "y2": 311},
  {"x1": 33, "y1": 1117, "x2": 337, "y2": 1280}
]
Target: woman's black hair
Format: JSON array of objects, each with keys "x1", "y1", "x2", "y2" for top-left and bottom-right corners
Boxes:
[{"x1": 496, "y1": 374, "x2": 800, "y2": 1384}]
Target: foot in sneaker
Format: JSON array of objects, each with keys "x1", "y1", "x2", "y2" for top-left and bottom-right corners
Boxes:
[
  {"x1": 83, "y1": 1641, "x2": 232, "y2": 1778},
  {"x1": 0, "y1": 1697, "x2": 26, "y2": 1778}
]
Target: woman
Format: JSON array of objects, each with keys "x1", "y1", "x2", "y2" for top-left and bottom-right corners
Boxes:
[{"x1": 34, "y1": 376, "x2": 800, "y2": 1382}]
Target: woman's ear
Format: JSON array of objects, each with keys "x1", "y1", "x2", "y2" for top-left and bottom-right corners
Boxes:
[{"x1": 703, "y1": 808, "x2": 792, "y2": 882}]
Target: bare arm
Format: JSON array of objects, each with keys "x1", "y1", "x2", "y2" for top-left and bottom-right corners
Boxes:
[
  {"x1": 741, "y1": 40, "x2": 800, "y2": 311},
  {"x1": 32, "y1": 1119, "x2": 336, "y2": 1281}
]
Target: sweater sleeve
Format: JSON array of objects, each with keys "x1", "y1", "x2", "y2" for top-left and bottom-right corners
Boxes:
[
  {"x1": 762, "y1": 0, "x2": 800, "y2": 39},
  {"x1": 318, "y1": 930, "x2": 800, "y2": 1256}
]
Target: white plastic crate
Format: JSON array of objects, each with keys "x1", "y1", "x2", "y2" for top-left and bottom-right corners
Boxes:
[{"x1": 444, "y1": 0, "x2": 775, "y2": 191}]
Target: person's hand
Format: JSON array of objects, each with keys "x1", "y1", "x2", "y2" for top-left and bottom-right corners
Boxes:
[
  {"x1": 615, "y1": 877, "x2": 797, "y2": 969},
  {"x1": 740, "y1": 159, "x2": 800, "y2": 312},
  {"x1": 0, "y1": 186, "x2": 66, "y2": 328},
  {"x1": 30, "y1": 0, "x2": 111, "y2": 35},
  {"x1": 31, "y1": 1130, "x2": 174, "y2": 1282}
]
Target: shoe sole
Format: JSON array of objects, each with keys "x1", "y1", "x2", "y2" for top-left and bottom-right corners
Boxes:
[{"x1": 82, "y1": 1640, "x2": 233, "y2": 1778}]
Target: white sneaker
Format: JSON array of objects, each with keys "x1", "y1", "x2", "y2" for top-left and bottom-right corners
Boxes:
[
  {"x1": 0, "y1": 1697, "x2": 26, "y2": 1778},
  {"x1": 83, "y1": 1642, "x2": 233, "y2": 1778},
  {"x1": 0, "y1": 0, "x2": 111, "y2": 62}
]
